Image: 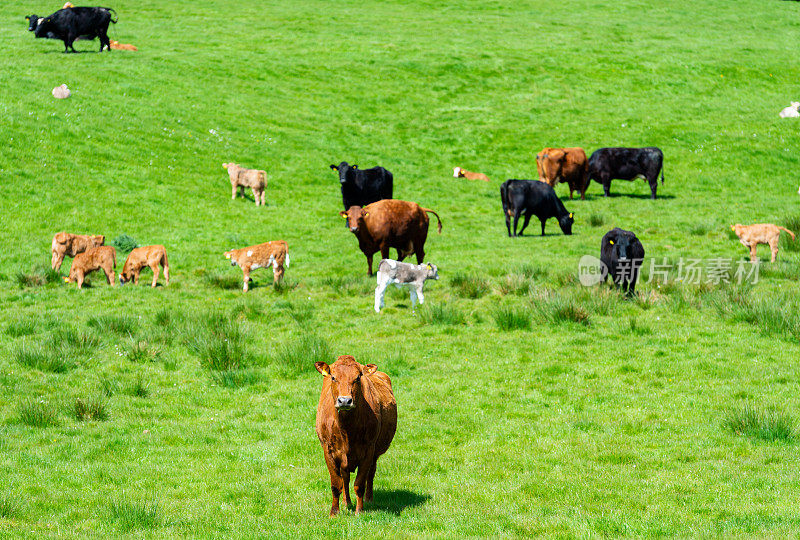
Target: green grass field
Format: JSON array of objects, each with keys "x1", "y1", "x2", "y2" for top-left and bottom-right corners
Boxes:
[{"x1": 3, "y1": 0, "x2": 800, "y2": 536}]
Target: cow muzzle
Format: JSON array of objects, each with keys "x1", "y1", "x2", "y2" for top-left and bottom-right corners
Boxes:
[
  {"x1": 335, "y1": 396, "x2": 355, "y2": 410},
  {"x1": 349, "y1": 227, "x2": 359, "y2": 233}
]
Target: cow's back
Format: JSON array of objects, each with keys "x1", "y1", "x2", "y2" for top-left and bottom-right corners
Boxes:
[{"x1": 364, "y1": 199, "x2": 428, "y2": 240}]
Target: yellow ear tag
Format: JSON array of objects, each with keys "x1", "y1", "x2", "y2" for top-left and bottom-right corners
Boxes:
[
  {"x1": 364, "y1": 212, "x2": 369, "y2": 217},
  {"x1": 322, "y1": 368, "x2": 330, "y2": 377},
  {"x1": 427, "y1": 264, "x2": 432, "y2": 269},
  {"x1": 569, "y1": 213, "x2": 573, "y2": 218},
  {"x1": 341, "y1": 214, "x2": 348, "y2": 219},
  {"x1": 63, "y1": 277, "x2": 69, "y2": 282},
  {"x1": 609, "y1": 240, "x2": 614, "y2": 245},
  {"x1": 225, "y1": 254, "x2": 231, "y2": 259}
]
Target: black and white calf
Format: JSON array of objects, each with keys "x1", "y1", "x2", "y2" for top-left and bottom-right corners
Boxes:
[{"x1": 374, "y1": 259, "x2": 438, "y2": 312}]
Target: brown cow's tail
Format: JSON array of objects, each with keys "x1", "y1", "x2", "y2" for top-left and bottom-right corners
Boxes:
[
  {"x1": 779, "y1": 226, "x2": 796, "y2": 240},
  {"x1": 422, "y1": 208, "x2": 442, "y2": 233},
  {"x1": 162, "y1": 247, "x2": 170, "y2": 268}
]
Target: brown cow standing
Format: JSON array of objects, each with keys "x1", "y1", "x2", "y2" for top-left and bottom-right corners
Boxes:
[
  {"x1": 64, "y1": 246, "x2": 116, "y2": 289},
  {"x1": 119, "y1": 245, "x2": 170, "y2": 287},
  {"x1": 536, "y1": 147, "x2": 589, "y2": 200},
  {"x1": 315, "y1": 355, "x2": 397, "y2": 516},
  {"x1": 340, "y1": 199, "x2": 442, "y2": 275},
  {"x1": 51, "y1": 232, "x2": 105, "y2": 271},
  {"x1": 224, "y1": 240, "x2": 289, "y2": 291}
]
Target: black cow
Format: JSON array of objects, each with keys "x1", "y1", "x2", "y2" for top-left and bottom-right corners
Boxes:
[
  {"x1": 26, "y1": 7, "x2": 117, "y2": 53},
  {"x1": 330, "y1": 161, "x2": 393, "y2": 211},
  {"x1": 600, "y1": 228, "x2": 645, "y2": 295},
  {"x1": 588, "y1": 147, "x2": 665, "y2": 199},
  {"x1": 500, "y1": 179, "x2": 574, "y2": 237}
]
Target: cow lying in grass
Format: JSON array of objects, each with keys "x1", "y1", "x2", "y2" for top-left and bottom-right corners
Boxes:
[
  {"x1": 600, "y1": 228, "x2": 645, "y2": 296},
  {"x1": 120, "y1": 245, "x2": 170, "y2": 287},
  {"x1": 374, "y1": 259, "x2": 438, "y2": 312},
  {"x1": 51, "y1": 232, "x2": 105, "y2": 271},
  {"x1": 224, "y1": 241, "x2": 289, "y2": 291},
  {"x1": 223, "y1": 162, "x2": 267, "y2": 206},
  {"x1": 453, "y1": 167, "x2": 490, "y2": 182},
  {"x1": 64, "y1": 246, "x2": 116, "y2": 289}
]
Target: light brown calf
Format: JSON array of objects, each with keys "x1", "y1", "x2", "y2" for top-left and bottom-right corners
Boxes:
[
  {"x1": 731, "y1": 224, "x2": 796, "y2": 262},
  {"x1": 224, "y1": 240, "x2": 289, "y2": 292},
  {"x1": 110, "y1": 40, "x2": 138, "y2": 51},
  {"x1": 64, "y1": 246, "x2": 116, "y2": 289},
  {"x1": 120, "y1": 245, "x2": 170, "y2": 287},
  {"x1": 223, "y1": 162, "x2": 267, "y2": 206},
  {"x1": 51, "y1": 232, "x2": 105, "y2": 271},
  {"x1": 453, "y1": 167, "x2": 490, "y2": 182}
]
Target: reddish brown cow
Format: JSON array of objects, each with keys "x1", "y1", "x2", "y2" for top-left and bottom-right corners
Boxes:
[
  {"x1": 536, "y1": 147, "x2": 589, "y2": 200},
  {"x1": 315, "y1": 355, "x2": 397, "y2": 516},
  {"x1": 339, "y1": 199, "x2": 442, "y2": 275},
  {"x1": 64, "y1": 246, "x2": 116, "y2": 289},
  {"x1": 51, "y1": 232, "x2": 105, "y2": 270}
]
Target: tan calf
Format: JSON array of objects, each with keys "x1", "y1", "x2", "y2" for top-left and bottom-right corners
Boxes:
[
  {"x1": 224, "y1": 241, "x2": 289, "y2": 292},
  {"x1": 51, "y1": 232, "x2": 105, "y2": 271},
  {"x1": 731, "y1": 224, "x2": 796, "y2": 262},
  {"x1": 120, "y1": 245, "x2": 170, "y2": 287},
  {"x1": 453, "y1": 167, "x2": 490, "y2": 182},
  {"x1": 223, "y1": 162, "x2": 267, "y2": 206},
  {"x1": 64, "y1": 246, "x2": 116, "y2": 289}
]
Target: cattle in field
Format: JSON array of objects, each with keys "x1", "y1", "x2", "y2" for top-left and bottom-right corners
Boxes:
[
  {"x1": 224, "y1": 240, "x2": 289, "y2": 291},
  {"x1": 315, "y1": 355, "x2": 397, "y2": 516},
  {"x1": 340, "y1": 199, "x2": 442, "y2": 275},
  {"x1": 536, "y1": 147, "x2": 589, "y2": 200},
  {"x1": 223, "y1": 163, "x2": 267, "y2": 206},
  {"x1": 500, "y1": 179, "x2": 573, "y2": 237},
  {"x1": 109, "y1": 39, "x2": 137, "y2": 51},
  {"x1": 779, "y1": 102, "x2": 800, "y2": 118},
  {"x1": 453, "y1": 167, "x2": 490, "y2": 182},
  {"x1": 600, "y1": 228, "x2": 645, "y2": 295},
  {"x1": 26, "y1": 7, "x2": 117, "y2": 53},
  {"x1": 51, "y1": 232, "x2": 105, "y2": 271},
  {"x1": 587, "y1": 147, "x2": 665, "y2": 199},
  {"x1": 64, "y1": 246, "x2": 116, "y2": 288},
  {"x1": 119, "y1": 245, "x2": 170, "y2": 287},
  {"x1": 374, "y1": 259, "x2": 438, "y2": 312},
  {"x1": 330, "y1": 162, "x2": 393, "y2": 211}
]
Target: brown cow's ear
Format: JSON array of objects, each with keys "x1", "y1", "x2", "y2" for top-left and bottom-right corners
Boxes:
[
  {"x1": 363, "y1": 364, "x2": 377, "y2": 375},
  {"x1": 339, "y1": 211, "x2": 348, "y2": 219},
  {"x1": 315, "y1": 362, "x2": 331, "y2": 376}
]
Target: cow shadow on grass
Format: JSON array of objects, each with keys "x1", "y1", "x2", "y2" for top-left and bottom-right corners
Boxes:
[
  {"x1": 370, "y1": 489, "x2": 430, "y2": 515},
  {"x1": 591, "y1": 192, "x2": 676, "y2": 200}
]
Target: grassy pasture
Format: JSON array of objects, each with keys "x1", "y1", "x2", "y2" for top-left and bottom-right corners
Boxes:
[{"x1": 2, "y1": 0, "x2": 800, "y2": 536}]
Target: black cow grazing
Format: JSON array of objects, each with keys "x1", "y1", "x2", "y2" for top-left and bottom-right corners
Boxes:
[
  {"x1": 26, "y1": 7, "x2": 117, "y2": 53},
  {"x1": 600, "y1": 228, "x2": 645, "y2": 296},
  {"x1": 588, "y1": 147, "x2": 665, "y2": 199},
  {"x1": 500, "y1": 179, "x2": 574, "y2": 237},
  {"x1": 330, "y1": 161, "x2": 393, "y2": 211}
]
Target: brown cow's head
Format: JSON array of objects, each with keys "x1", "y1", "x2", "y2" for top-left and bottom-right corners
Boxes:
[
  {"x1": 339, "y1": 206, "x2": 369, "y2": 234},
  {"x1": 316, "y1": 355, "x2": 377, "y2": 412}
]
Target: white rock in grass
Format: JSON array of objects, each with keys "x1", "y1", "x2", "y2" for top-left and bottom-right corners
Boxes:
[
  {"x1": 779, "y1": 101, "x2": 799, "y2": 118},
  {"x1": 52, "y1": 84, "x2": 71, "y2": 99}
]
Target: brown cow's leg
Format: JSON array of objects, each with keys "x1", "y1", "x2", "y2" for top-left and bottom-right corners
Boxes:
[
  {"x1": 151, "y1": 264, "x2": 160, "y2": 287},
  {"x1": 380, "y1": 245, "x2": 391, "y2": 262},
  {"x1": 252, "y1": 187, "x2": 259, "y2": 206},
  {"x1": 273, "y1": 265, "x2": 284, "y2": 284},
  {"x1": 365, "y1": 461, "x2": 377, "y2": 502},
  {"x1": 342, "y1": 470, "x2": 352, "y2": 508},
  {"x1": 242, "y1": 266, "x2": 251, "y2": 292},
  {"x1": 415, "y1": 245, "x2": 425, "y2": 265},
  {"x1": 77, "y1": 272, "x2": 84, "y2": 289},
  {"x1": 770, "y1": 239, "x2": 779, "y2": 262},
  {"x1": 163, "y1": 261, "x2": 170, "y2": 286},
  {"x1": 105, "y1": 265, "x2": 115, "y2": 286},
  {"x1": 353, "y1": 456, "x2": 373, "y2": 513},
  {"x1": 750, "y1": 244, "x2": 758, "y2": 263},
  {"x1": 324, "y1": 454, "x2": 343, "y2": 516},
  {"x1": 134, "y1": 269, "x2": 140, "y2": 285},
  {"x1": 366, "y1": 254, "x2": 374, "y2": 276},
  {"x1": 232, "y1": 183, "x2": 238, "y2": 200},
  {"x1": 260, "y1": 191, "x2": 266, "y2": 206}
]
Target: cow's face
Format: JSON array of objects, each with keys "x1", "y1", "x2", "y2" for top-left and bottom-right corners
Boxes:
[
  {"x1": 339, "y1": 206, "x2": 368, "y2": 233},
  {"x1": 330, "y1": 162, "x2": 356, "y2": 184},
  {"x1": 559, "y1": 212, "x2": 574, "y2": 235},
  {"x1": 25, "y1": 15, "x2": 39, "y2": 31},
  {"x1": 425, "y1": 263, "x2": 439, "y2": 280},
  {"x1": 119, "y1": 268, "x2": 133, "y2": 285},
  {"x1": 316, "y1": 356, "x2": 377, "y2": 412},
  {"x1": 608, "y1": 232, "x2": 636, "y2": 259},
  {"x1": 224, "y1": 251, "x2": 238, "y2": 266}
]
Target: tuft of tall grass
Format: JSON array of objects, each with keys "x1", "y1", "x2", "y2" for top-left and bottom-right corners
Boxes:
[
  {"x1": 274, "y1": 334, "x2": 331, "y2": 376},
  {"x1": 497, "y1": 274, "x2": 532, "y2": 296},
  {"x1": 0, "y1": 496, "x2": 18, "y2": 518},
  {"x1": 275, "y1": 300, "x2": 315, "y2": 327},
  {"x1": 532, "y1": 292, "x2": 590, "y2": 326},
  {"x1": 492, "y1": 306, "x2": 531, "y2": 331},
  {"x1": 74, "y1": 397, "x2": 109, "y2": 421},
  {"x1": 625, "y1": 316, "x2": 653, "y2": 335},
  {"x1": 107, "y1": 498, "x2": 162, "y2": 531},
  {"x1": 15, "y1": 265, "x2": 61, "y2": 288},
  {"x1": 18, "y1": 399, "x2": 59, "y2": 427},
  {"x1": 780, "y1": 215, "x2": 800, "y2": 253},
  {"x1": 588, "y1": 213, "x2": 605, "y2": 227},
  {"x1": 52, "y1": 326, "x2": 101, "y2": 356},
  {"x1": 204, "y1": 272, "x2": 241, "y2": 290},
  {"x1": 109, "y1": 234, "x2": 139, "y2": 253},
  {"x1": 87, "y1": 315, "x2": 138, "y2": 336},
  {"x1": 518, "y1": 263, "x2": 548, "y2": 280},
  {"x1": 724, "y1": 405, "x2": 795, "y2": 442},
  {"x1": 126, "y1": 375, "x2": 150, "y2": 398},
  {"x1": 450, "y1": 273, "x2": 490, "y2": 299},
  {"x1": 14, "y1": 344, "x2": 72, "y2": 373},
  {"x1": 99, "y1": 377, "x2": 120, "y2": 397},
  {"x1": 183, "y1": 312, "x2": 250, "y2": 371},
  {"x1": 210, "y1": 368, "x2": 260, "y2": 388},
  {"x1": 418, "y1": 303, "x2": 466, "y2": 325},
  {"x1": 6, "y1": 318, "x2": 37, "y2": 337},
  {"x1": 126, "y1": 341, "x2": 161, "y2": 363}
]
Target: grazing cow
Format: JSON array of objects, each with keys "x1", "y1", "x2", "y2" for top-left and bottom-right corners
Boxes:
[
  {"x1": 330, "y1": 162, "x2": 393, "y2": 211},
  {"x1": 119, "y1": 245, "x2": 170, "y2": 287},
  {"x1": 500, "y1": 179, "x2": 574, "y2": 237},
  {"x1": 374, "y1": 259, "x2": 438, "y2": 313},
  {"x1": 51, "y1": 232, "x2": 105, "y2": 271},
  {"x1": 223, "y1": 162, "x2": 267, "y2": 206},
  {"x1": 315, "y1": 355, "x2": 397, "y2": 516},
  {"x1": 224, "y1": 240, "x2": 289, "y2": 291},
  {"x1": 26, "y1": 7, "x2": 117, "y2": 53},
  {"x1": 779, "y1": 102, "x2": 800, "y2": 118},
  {"x1": 536, "y1": 147, "x2": 589, "y2": 200},
  {"x1": 600, "y1": 228, "x2": 645, "y2": 296},
  {"x1": 340, "y1": 199, "x2": 442, "y2": 276},
  {"x1": 588, "y1": 147, "x2": 665, "y2": 199},
  {"x1": 453, "y1": 167, "x2": 490, "y2": 182},
  {"x1": 64, "y1": 246, "x2": 116, "y2": 289}
]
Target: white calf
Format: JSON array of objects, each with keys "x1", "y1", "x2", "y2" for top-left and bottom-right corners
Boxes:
[{"x1": 374, "y1": 259, "x2": 439, "y2": 313}]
